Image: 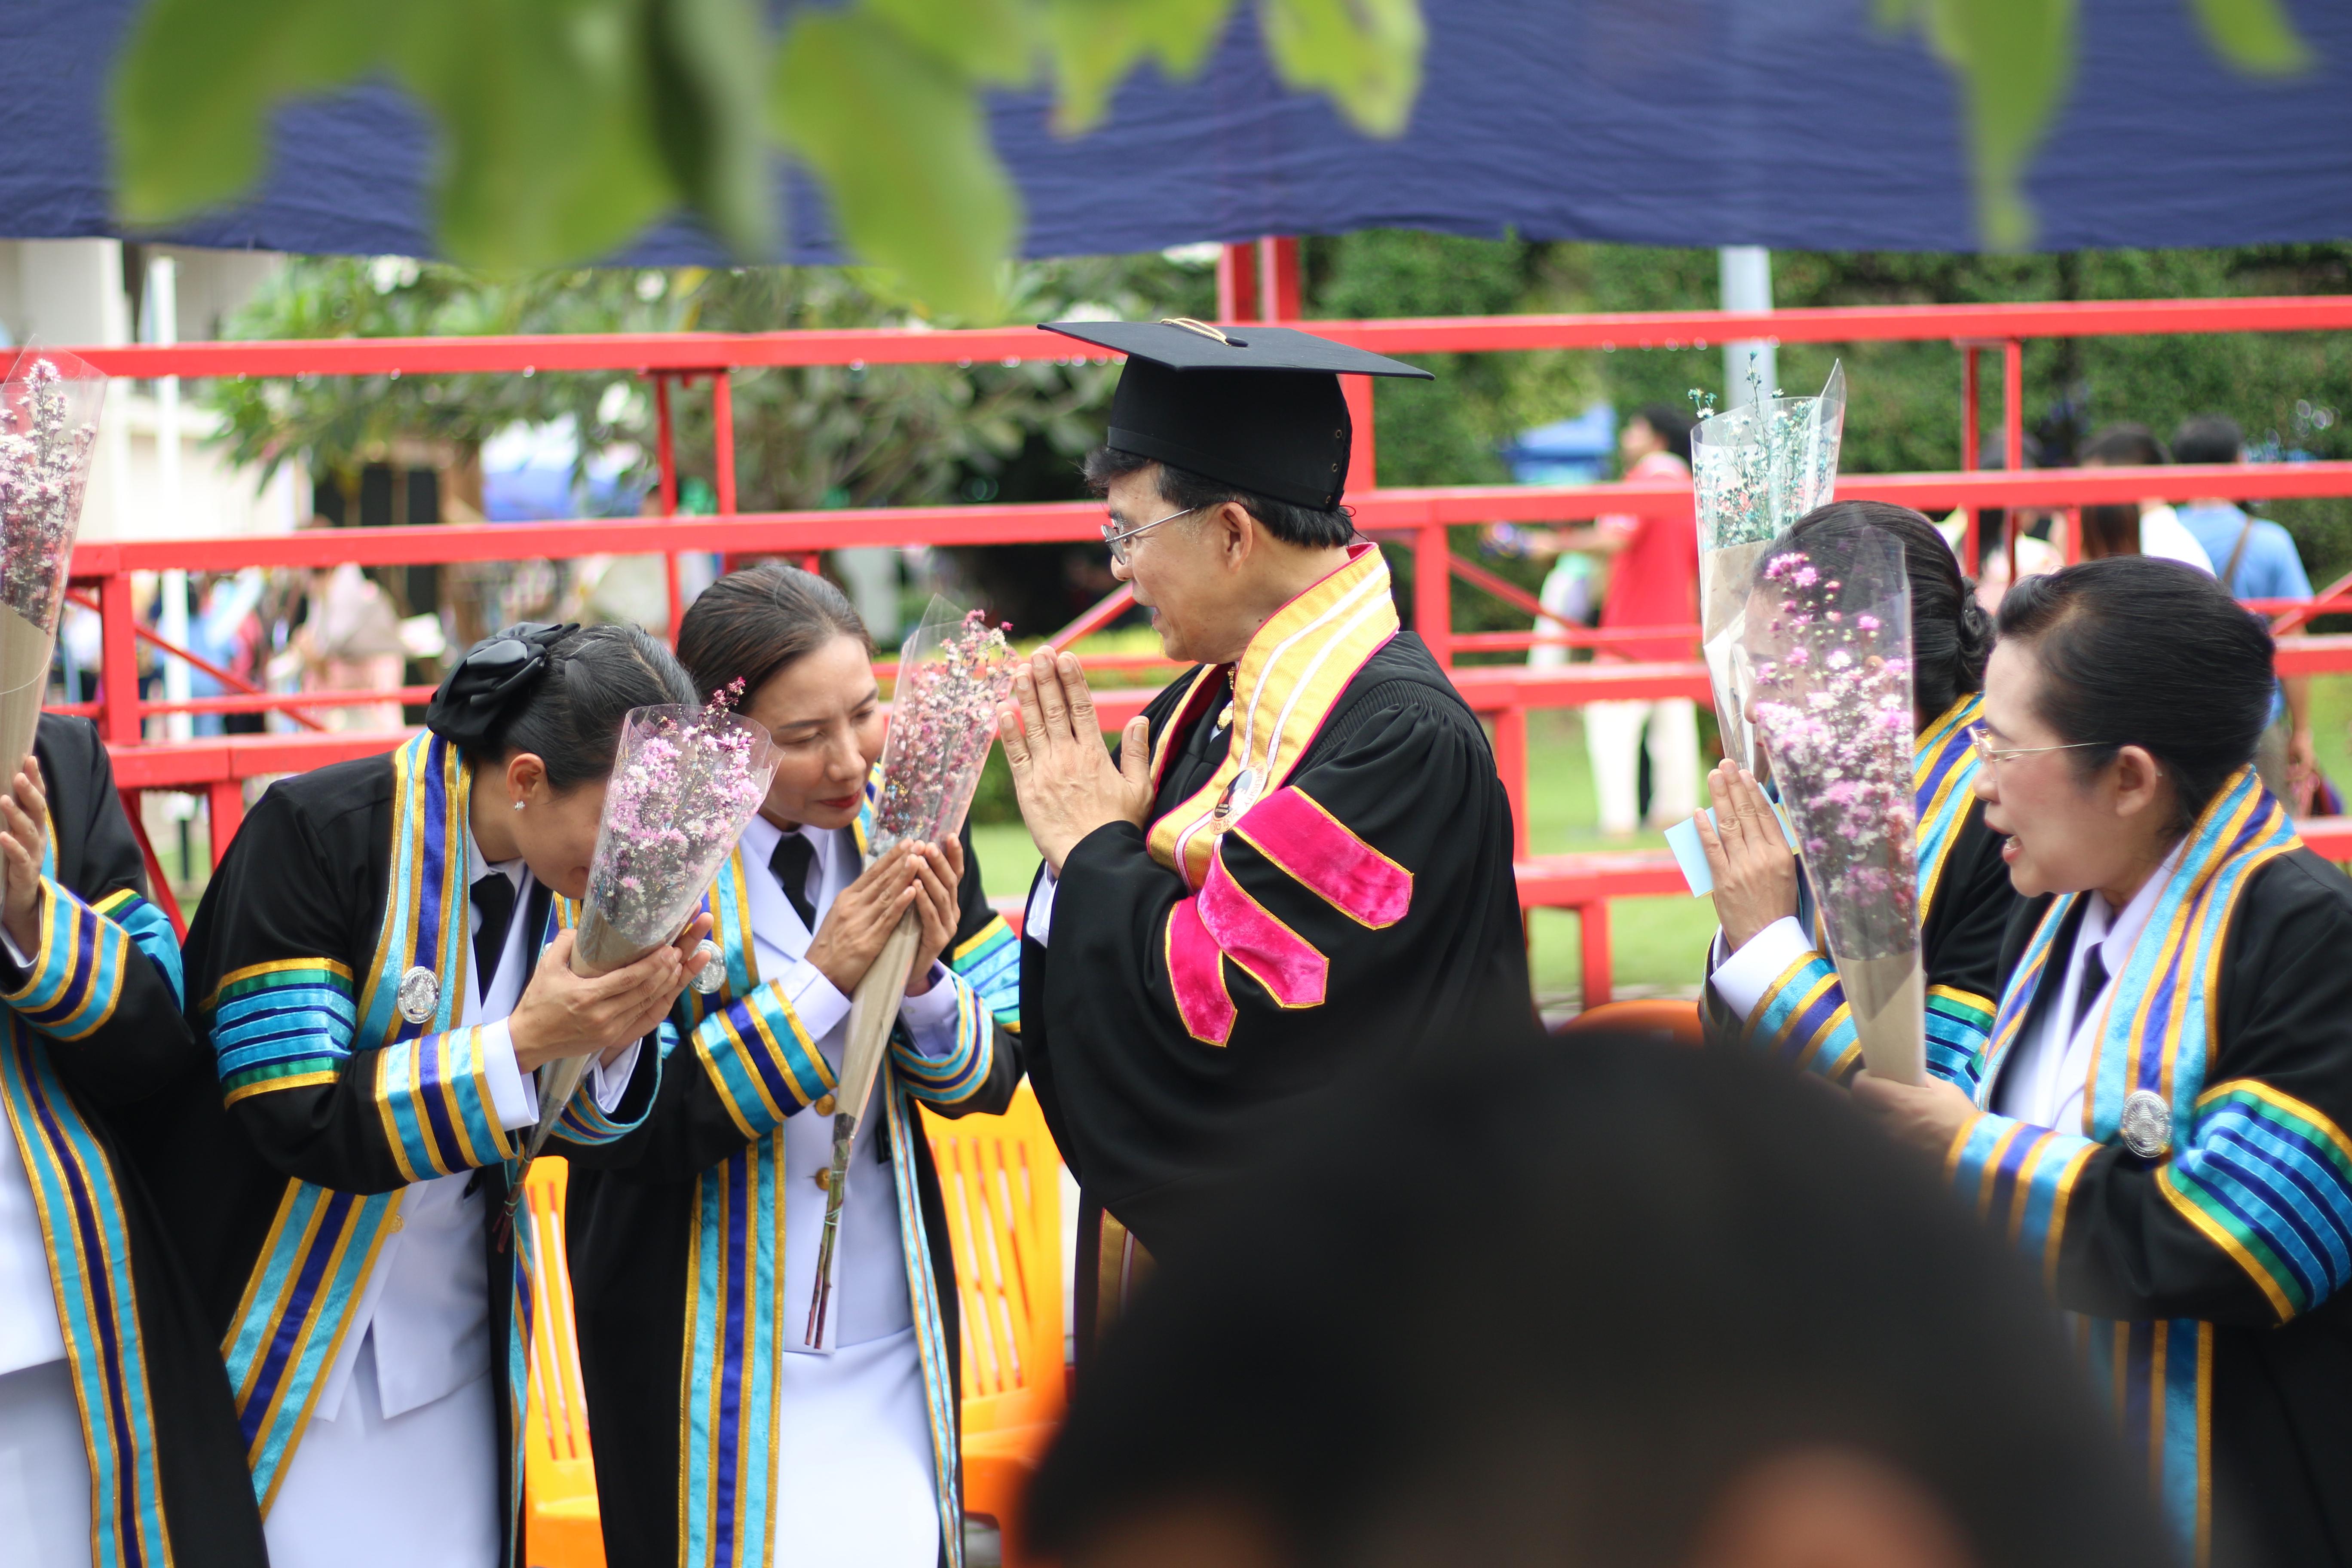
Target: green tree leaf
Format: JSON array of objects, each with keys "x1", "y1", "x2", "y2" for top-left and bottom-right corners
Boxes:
[
  {"x1": 1042, "y1": 0, "x2": 1234, "y2": 133},
  {"x1": 772, "y1": 7, "x2": 1020, "y2": 319},
  {"x1": 110, "y1": 0, "x2": 381, "y2": 223},
  {"x1": 2187, "y1": 0, "x2": 2313, "y2": 74},
  {"x1": 1259, "y1": 0, "x2": 1424, "y2": 138},
  {"x1": 388, "y1": 0, "x2": 679, "y2": 268},
  {"x1": 867, "y1": 0, "x2": 1039, "y2": 85},
  {"x1": 640, "y1": 0, "x2": 779, "y2": 257}
]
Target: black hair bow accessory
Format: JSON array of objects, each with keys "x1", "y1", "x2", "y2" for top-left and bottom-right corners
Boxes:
[{"x1": 424, "y1": 622, "x2": 579, "y2": 749}]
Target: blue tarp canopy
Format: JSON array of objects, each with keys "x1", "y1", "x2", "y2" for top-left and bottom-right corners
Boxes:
[{"x1": 6, "y1": 0, "x2": 2349, "y2": 263}]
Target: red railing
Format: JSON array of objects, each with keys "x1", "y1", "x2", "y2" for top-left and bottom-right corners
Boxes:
[{"x1": 58, "y1": 277, "x2": 2352, "y2": 1000}]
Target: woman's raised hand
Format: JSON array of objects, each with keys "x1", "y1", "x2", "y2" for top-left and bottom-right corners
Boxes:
[
  {"x1": 508, "y1": 917, "x2": 712, "y2": 1072},
  {"x1": 803, "y1": 842, "x2": 926, "y2": 996},
  {"x1": 901, "y1": 836, "x2": 964, "y2": 996},
  {"x1": 0, "y1": 759, "x2": 48, "y2": 956},
  {"x1": 1694, "y1": 759, "x2": 1800, "y2": 952}
]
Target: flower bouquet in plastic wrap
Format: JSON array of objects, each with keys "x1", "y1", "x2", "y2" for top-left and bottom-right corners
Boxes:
[
  {"x1": 1692, "y1": 361, "x2": 1845, "y2": 769},
  {"x1": 0, "y1": 349, "x2": 106, "y2": 903},
  {"x1": 514, "y1": 689, "x2": 781, "y2": 1174},
  {"x1": 1746, "y1": 528, "x2": 1925, "y2": 1084},
  {"x1": 807, "y1": 598, "x2": 1014, "y2": 1347}
]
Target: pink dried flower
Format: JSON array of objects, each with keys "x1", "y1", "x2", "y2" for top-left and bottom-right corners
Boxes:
[
  {"x1": 0, "y1": 358, "x2": 101, "y2": 633},
  {"x1": 871, "y1": 607, "x2": 1017, "y2": 854},
  {"x1": 1749, "y1": 545, "x2": 1920, "y2": 957},
  {"x1": 576, "y1": 695, "x2": 779, "y2": 966}
]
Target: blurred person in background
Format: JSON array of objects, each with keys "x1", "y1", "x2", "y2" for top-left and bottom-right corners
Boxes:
[
  {"x1": 1024, "y1": 1034, "x2": 2172, "y2": 1568},
  {"x1": 2074, "y1": 423, "x2": 2213, "y2": 570},
  {"x1": 288, "y1": 515, "x2": 407, "y2": 732},
  {"x1": 1511, "y1": 404, "x2": 1700, "y2": 838},
  {"x1": 187, "y1": 570, "x2": 269, "y2": 737},
  {"x1": 2170, "y1": 415, "x2": 2314, "y2": 796},
  {"x1": 1952, "y1": 432, "x2": 2062, "y2": 610},
  {"x1": 1853, "y1": 558, "x2": 2352, "y2": 1565}
]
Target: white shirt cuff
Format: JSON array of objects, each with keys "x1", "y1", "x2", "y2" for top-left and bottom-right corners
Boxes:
[
  {"x1": 897, "y1": 962, "x2": 962, "y2": 1058},
  {"x1": 1707, "y1": 916, "x2": 1815, "y2": 1023},
  {"x1": 478, "y1": 1019, "x2": 541, "y2": 1131},
  {"x1": 1024, "y1": 867, "x2": 1058, "y2": 948},
  {"x1": 585, "y1": 1038, "x2": 643, "y2": 1113},
  {"x1": 0, "y1": 925, "x2": 30, "y2": 974},
  {"x1": 781, "y1": 959, "x2": 853, "y2": 1043}
]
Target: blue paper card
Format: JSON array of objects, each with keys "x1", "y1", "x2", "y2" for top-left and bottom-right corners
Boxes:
[{"x1": 1665, "y1": 805, "x2": 1798, "y2": 896}]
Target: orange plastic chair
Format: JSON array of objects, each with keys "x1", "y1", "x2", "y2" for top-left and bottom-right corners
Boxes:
[
  {"x1": 923, "y1": 1084, "x2": 1067, "y2": 1568},
  {"x1": 519, "y1": 1158, "x2": 605, "y2": 1568},
  {"x1": 1557, "y1": 998, "x2": 1707, "y2": 1045}
]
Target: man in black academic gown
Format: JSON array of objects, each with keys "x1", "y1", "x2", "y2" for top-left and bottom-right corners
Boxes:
[{"x1": 999, "y1": 321, "x2": 1533, "y2": 1349}]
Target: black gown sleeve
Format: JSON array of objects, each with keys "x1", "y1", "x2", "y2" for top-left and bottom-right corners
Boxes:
[
  {"x1": 1032, "y1": 686, "x2": 1527, "y2": 1247},
  {"x1": 565, "y1": 817, "x2": 1020, "y2": 1180},
  {"x1": 1954, "y1": 850, "x2": 2352, "y2": 1329},
  {"x1": 182, "y1": 785, "x2": 525, "y2": 1194},
  {"x1": 0, "y1": 719, "x2": 198, "y2": 1109}
]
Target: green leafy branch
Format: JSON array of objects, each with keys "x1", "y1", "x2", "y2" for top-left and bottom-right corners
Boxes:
[
  {"x1": 112, "y1": 0, "x2": 1425, "y2": 318},
  {"x1": 1878, "y1": 0, "x2": 2314, "y2": 249}
]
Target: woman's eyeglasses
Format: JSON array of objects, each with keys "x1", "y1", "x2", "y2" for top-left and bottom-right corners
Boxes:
[
  {"x1": 1967, "y1": 722, "x2": 2107, "y2": 771},
  {"x1": 1102, "y1": 505, "x2": 1197, "y2": 565}
]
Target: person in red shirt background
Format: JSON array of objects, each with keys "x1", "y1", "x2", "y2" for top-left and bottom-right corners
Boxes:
[{"x1": 1513, "y1": 404, "x2": 1698, "y2": 838}]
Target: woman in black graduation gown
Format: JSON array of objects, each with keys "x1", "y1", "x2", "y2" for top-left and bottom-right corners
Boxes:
[
  {"x1": 164, "y1": 623, "x2": 709, "y2": 1568},
  {"x1": 564, "y1": 565, "x2": 1021, "y2": 1568},
  {"x1": 0, "y1": 715, "x2": 266, "y2": 1568},
  {"x1": 1698, "y1": 501, "x2": 2017, "y2": 1089},
  {"x1": 1853, "y1": 558, "x2": 2352, "y2": 1566}
]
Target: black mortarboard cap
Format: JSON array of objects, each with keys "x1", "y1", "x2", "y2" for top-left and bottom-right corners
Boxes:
[{"x1": 1041, "y1": 318, "x2": 1434, "y2": 511}]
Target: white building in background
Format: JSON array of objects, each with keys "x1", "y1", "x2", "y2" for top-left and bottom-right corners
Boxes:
[{"x1": 0, "y1": 239, "x2": 302, "y2": 544}]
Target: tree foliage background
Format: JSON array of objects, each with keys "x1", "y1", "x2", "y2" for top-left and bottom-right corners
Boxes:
[
  {"x1": 1307, "y1": 231, "x2": 2352, "y2": 641},
  {"x1": 213, "y1": 231, "x2": 2352, "y2": 645}
]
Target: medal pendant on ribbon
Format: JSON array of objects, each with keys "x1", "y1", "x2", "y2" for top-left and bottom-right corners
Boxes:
[
  {"x1": 1211, "y1": 767, "x2": 1259, "y2": 833},
  {"x1": 2119, "y1": 1089, "x2": 2173, "y2": 1159},
  {"x1": 396, "y1": 965, "x2": 439, "y2": 1025}
]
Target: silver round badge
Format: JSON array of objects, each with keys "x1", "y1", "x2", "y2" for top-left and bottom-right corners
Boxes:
[
  {"x1": 689, "y1": 938, "x2": 726, "y2": 995},
  {"x1": 2119, "y1": 1089, "x2": 2174, "y2": 1159},
  {"x1": 395, "y1": 965, "x2": 440, "y2": 1026}
]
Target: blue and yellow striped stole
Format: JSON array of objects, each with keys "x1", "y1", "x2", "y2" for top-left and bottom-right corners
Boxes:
[
  {"x1": 1949, "y1": 768, "x2": 2339, "y2": 1561},
  {"x1": 214, "y1": 732, "x2": 538, "y2": 1512},
  {"x1": 1746, "y1": 694, "x2": 1998, "y2": 1084},
  {"x1": 668, "y1": 796, "x2": 1012, "y2": 1568},
  {"x1": 0, "y1": 869, "x2": 181, "y2": 1568}
]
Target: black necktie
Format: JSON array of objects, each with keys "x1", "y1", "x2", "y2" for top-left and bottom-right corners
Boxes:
[
  {"x1": 770, "y1": 832, "x2": 820, "y2": 931},
  {"x1": 472, "y1": 873, "x2": 516, "y2": 996},
  {"x1": 2071, "y1": 943, "x2": 2110, "y2": 1038}
]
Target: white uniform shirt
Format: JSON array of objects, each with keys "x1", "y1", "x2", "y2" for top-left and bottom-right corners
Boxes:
[
  {"x1": 1990, "y1": 843, "x2": 2185, "y2": 1128},
  {"x1": 0, "y1": 925, "x2": 67, "y2": 1374},
  {"x1": 737, "y1": 814, "x2": 962, "y2": 1352}
]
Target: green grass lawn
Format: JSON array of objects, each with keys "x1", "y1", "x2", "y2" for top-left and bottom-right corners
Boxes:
[{"x1": 969, "y1": 675, "x2": 2352, "y2": 1023}]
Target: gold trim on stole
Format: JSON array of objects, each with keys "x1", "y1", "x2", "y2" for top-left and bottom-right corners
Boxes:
[{"x1": 1145, "y1": 545, "x2": 1401, "y2": 889}]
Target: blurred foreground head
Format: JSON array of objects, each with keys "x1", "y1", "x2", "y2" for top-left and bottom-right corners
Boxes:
[{"x1": 1026, "y1": 1036, "x2": 2166, "y2": 1568}]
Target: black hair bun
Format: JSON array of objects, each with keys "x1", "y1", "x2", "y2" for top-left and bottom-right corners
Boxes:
[
  {"x1": 425, "y1": 622, "x2": 579, "y2": 750},
  {"x1": 1958, "y1": 595, "x2": 1995, "y2": 652}
]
